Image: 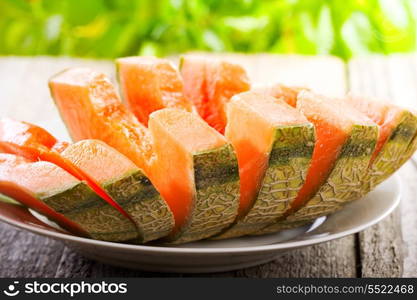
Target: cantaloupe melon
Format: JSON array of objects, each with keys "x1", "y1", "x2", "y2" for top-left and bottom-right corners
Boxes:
[
  {"x1": 0, "y1": 192, "x2": 20, "y2": 205},
  {"x1": 180, "y1": 56, "x2": 250, "y2": 133},
  {"x1": 116, "y1": 56, "x2": 193, "y2": 125},
  {"x1": 148, "y1": 108, "x2": 240, "y2": 243},
  {"x1": 116, "y1": 59, "x2": 314, "y2": 239},
  {"x1": 252, "y1": 83, "x2": 308, "y2": 107},
  {"x1": 347, "y1": 95, "x2": 417, "y2": 192},
  {"x1": 214, "y1": 92, "x2": 315, "y2": 238},
  {"x1": 401, "y1": 130, "x2": 417, "y2": 165},
  {"x1": 0, "y1": 118, "x2": 134, "y2": 223},
  {"x1": 117, "y1": 60, "x2": 315, "y2": 239},
  {"x1": 259, "y1": 91, "x2": 378, "y2": 233},
  {"x1": 61, "y1": 140, "x2": 174, "y2": 242},
  {"x1": 116, "y1": 58, "x2": 244, "y2": 241},
  {"x1": 49, "y1": 68, "x2": 240, "y2": 243},
  {"x1": 49, "y1": 68, "x2": 155, "y2": 168},
  {"x1": 0, "y1": 153, "x2": 135, "y2": 241},
  {"x1": 1, "y1": 118, "x2": 174, "y2": 242}
]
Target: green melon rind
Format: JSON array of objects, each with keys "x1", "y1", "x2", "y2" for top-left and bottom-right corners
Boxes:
[
  {"x1": 364, "y1": 110, "x2": 417, "y2": 192},
  {"x1": 41, "y1": 181, "x2": 137, "y2": 241},
  {"x1": 213, "y1": 123, "x2": 315, "y2": 239},
  {"x1": 103, "y1": 169, "x2": 174, "y2": 243},
  {"x1": 257, "y1": 123, "x2": 378, "y2": 234},
  {"x1": 166, "y1": 144, "x2": 240, "y2": 244}
]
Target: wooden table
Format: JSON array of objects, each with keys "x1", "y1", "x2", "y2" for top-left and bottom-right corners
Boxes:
[{"x1": 0, "y1": 54, "x2": 416, "y2": 277}]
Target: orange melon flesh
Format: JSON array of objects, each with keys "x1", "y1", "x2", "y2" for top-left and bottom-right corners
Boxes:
[
  {"x1": 289, "y1": 91, "x2": 376, "y2": 213},
  {"x1": 227, "y1": 93, "x2": 310, "y2": 216},
  {"x1": 117, "y1": 56, "x2": 193, "y2": 125},
  {"x1": 252, "y1": 84, "x2": 308, "y2": 107},
  {"x1": 50, "y1": 68, "x2": 239, "y2": 243},
  {"x1": 49, "y1": 68, "x2": 154, "y2": 172},
  {"x1": 180, "y1": 56, "x2": 250, "y2": 133},
  {"x1": 148, "y1": 108, "x2": 226, "y2": 231},
  {"x1": 0, "y1": 118, "x2": 134, "y2": 224},
  {"x1": 0, "y1": 154, "x2": 87, "y2": 237}
]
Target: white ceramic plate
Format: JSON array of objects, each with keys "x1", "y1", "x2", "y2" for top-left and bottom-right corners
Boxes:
[{"x1": 0, "y1": 176, "x2": 400, "y2": 273}]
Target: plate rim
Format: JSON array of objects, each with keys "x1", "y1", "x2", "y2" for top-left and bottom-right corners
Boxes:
[{"x1": 0, "y1": 176, "x2": 401, "y2": 255}]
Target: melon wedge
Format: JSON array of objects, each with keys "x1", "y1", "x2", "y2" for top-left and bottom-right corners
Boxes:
[
  {"x1": 49, "y1": 68, "x2": 240, "y2": 243},
  {"x1": 180, "y1": 56, "x2": 250, "y2": 133},
  {"x1": 0, "y1": 118, "x2": 135, "y2": 223},
  {"x1": 116, "y1": 56, "x2": 193, "y2": 125},
  {"x1": 0, "y1": 118, "x2": 140, "y2": 240},
  {"x1": 401, "y1": 130, "x2": 417, "y2": 165},
  {"x1": 259, "y1": 91, "x2": 378, "y2": 233},
  {"x1": 61, "y1": 140, "x2": 174, "y2": 242},
  {"x1": 213, "y1": 92, "x2": 315, "y2": 238},
  {"x1": 0, "y1": 153, "x2": 135, "y2": 241},
  {"x1": 252, "y1": 84, "x2": 308, "y2": 107},
  {"x1": 347, "y1": 95, "x2": 417, "y2": 192},
  {"x1": 148, "y1": 108, "x2": 240, "y2": 243}
]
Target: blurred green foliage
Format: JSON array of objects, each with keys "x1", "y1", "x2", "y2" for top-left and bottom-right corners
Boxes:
[{"x1": 0, "y1": 0, "x2": 416, "y2": 59}]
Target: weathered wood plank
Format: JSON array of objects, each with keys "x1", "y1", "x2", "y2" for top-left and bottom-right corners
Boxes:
[
  {"x1": 347, "y1": 55, "x2": 412, "y2": 277},
  {"x1": 0, "y1": 55, "x2": 356, "y2": 277}
]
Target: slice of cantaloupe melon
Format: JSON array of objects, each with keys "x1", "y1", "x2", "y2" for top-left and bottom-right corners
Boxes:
[
  {"x1": 259, "y1": 91, "x2": 378, "y2": 233},
  {"x1": 0, "y1": 153, "x2": 135, "y2": 241},
  {"x1": 180, "y1": 55, "x2": 250, "y2": 133},
  {"x1": 148, "y1": 108, "x2": 240, "y2": 243},
  {"x1": 116, "y1": 56, "x2": 193, "y2": 125},
  {"x1": 347, "y1": 95, "x2": 417, "y2": 192},
  {"x1": 49, "y1": 68, "x2": 240, "y2": 243},
  {"x1": 213, "y1": 92, "x2": 315, "y2": 238},
  {"x1": 0, "y1": 118, "x2": 140, "y2": 241},
  {"x1": 61, "y1": 140, "x2": 174, "y2": 242}
]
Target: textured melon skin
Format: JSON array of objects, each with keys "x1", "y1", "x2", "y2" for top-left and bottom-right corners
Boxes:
[
  {"x1": 103, "y1": 169, "x2": 174, "y2": 242},
  {"x1": 364, "y1": 111, "x2": 417, "y2": 192},
  {"x1": 214, "y1": 124, "x2": 315, "y2": 239},
  {"x1": 258, "y1": 123, "x2": 378, "y2": 234},
  {"x1": 167, "y1": 144, "x2": 240, "y2": 244},
  {"x1": 42, "y1": 181, "x2": 137, "y2": 241}
]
